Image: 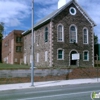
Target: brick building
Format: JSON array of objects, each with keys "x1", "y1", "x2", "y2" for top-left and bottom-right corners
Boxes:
[
  {"x1": 23, "y1": 0, "x2": 96, "y2": 67},
  {"x1": 2, "y1": 30, "x2": 23, "y2": 64}
]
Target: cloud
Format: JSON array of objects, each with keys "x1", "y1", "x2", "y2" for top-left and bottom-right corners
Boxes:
[
  {"x1": 78, "y1": 0, "x2": 100, "y2": 42},
  {"x1": 78, "y1": 0, "x2": 100, "y2": 24},
  {"x1": 34, "y1": 0, "x2": 58, "y2": 5},
  {"x1": 0, "y1": 0, "x2": 31, "y2": 28},
  {"x1": 1, "y1": 0, "x2": 99, "y2": 42},
  {"x1": 34, "y1": 0, "x2": 79, "y2": 23}
]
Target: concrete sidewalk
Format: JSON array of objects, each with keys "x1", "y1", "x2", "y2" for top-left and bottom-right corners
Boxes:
[{"x1": 0, "y1": 78, "x2": 100, "y2": 91}]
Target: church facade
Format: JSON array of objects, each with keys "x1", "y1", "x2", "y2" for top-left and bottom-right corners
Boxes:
[{"x1": 23, "y1": 0, "x2": 96, "y2": 67}]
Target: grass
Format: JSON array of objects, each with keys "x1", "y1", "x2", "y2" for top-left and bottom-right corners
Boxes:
[{"x1": 0, "y1": 63, "x2": 30, "y2": 70}]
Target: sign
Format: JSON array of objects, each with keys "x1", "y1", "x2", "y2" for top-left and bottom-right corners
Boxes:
[
  {"x1": 91, "y1": 92, "x2": 100, "y2": 100},
  {"x1": 72, "y1": 53, "x2": 80, "y2": 60}
]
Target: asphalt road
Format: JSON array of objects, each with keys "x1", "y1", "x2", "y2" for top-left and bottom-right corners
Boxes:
[{"x1": 0, "y1": 83, "x2": 100, "y2": 100}]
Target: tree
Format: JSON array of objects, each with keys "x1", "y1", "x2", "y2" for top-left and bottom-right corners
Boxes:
[
  {"x1": 0, "y1": 22, "x2": 4, "y2": 62},
  {"x1": 94, "y1": 34, "x2": 98, "y2": 44}
]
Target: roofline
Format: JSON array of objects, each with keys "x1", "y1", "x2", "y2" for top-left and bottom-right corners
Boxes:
[
  {"x1": 73, "y1": 0, "x2": 96, "y2": 26},
  {"x1": 23, "y1": 0, "x2": 96, "y2": 35},
  {"x1": 22, "y1": 20, "x2": 50, "y2": 35},
  {"x1": 34, "y1": 0, "x2": 96, "y2": 28},
  {"x1": 22, "y1": 29, "x2": 31, "y2": 36}
]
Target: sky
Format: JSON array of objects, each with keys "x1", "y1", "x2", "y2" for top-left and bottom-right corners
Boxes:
[{"x1": 0, "y1": 0, "x2": 100, "y2": 42}]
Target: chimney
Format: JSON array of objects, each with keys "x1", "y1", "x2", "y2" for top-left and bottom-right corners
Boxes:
[{"x1": 58, "y1": 0, "x2": 67, "y2": 9}]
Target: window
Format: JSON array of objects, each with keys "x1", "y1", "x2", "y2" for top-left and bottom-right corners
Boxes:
[
  {"x1": 83, "y1": 51, "x2": 89, "y2": 61},
  {"x1": 4, "y1": 42, "x2": 8, "y2": 47},
  {"x1": 16, "y1": 37, "x2": 22, "y2": 43},
  {"x1": 45, "y1": 51, "x2": 48, "y2": 61},
  {"x1": 45, "y1": 27, "x2": 48, "y2": 42},
  {"x1": 57, "y1": 49, "x2": 64, "y2": 60},
  {"x1": 36, "y1": 35, "x2": 39, "y2": 46},
  {"x1": 69, "y1": 25, "x2": 77, "y2": 43},
  {"x1": 83, "y1": 28, "x2": 88, "y2": 44},
  {"x1": 57, "y1": 24, "x2": 64, "y2": 42},
  {"x1": 37, "y1": 53, "x2": 39, "y2": 62},
  {"x1": 16, "y1": 46, "x2": 22, "y2": 52},
  {"x1": 15, "y1": 58, "x2": 17, "y2": 62},
  {"x1": 69, "y1": 7, "x2": 76, "y2": 15}
]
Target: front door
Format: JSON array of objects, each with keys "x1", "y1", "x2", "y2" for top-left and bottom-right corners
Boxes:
[{"x1": 70, "y1": 51, "x2": 77, "y2": 66}]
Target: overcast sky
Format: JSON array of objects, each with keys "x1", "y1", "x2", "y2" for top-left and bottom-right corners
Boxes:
[{"x1": 0, "y1": 0, "x2": 100, "y2": 42}]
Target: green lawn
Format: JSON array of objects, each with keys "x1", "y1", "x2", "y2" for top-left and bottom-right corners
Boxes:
[{"x1": 0, "y1": 63, "x2": 30, "y2": 70}]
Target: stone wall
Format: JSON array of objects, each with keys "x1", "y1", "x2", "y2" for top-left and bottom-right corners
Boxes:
[
  {"x1": 52, "y1": 3, "x2": 93, "y2": 67},
  {"x1": 34, "y1": 23, "x2": 51, "y2": 67},
  {"x1": 22, "y1": 3, "x2": 94, "y2": 68},
  {"x1": 23, "y1": 33, "x2": 31, "y2": 65},
  {"x1": 0, "y1": 68, "x2": 72, "y2": 78},
  {"x1": 0, "y1": 67, "x2": 100, "y2": 81}
]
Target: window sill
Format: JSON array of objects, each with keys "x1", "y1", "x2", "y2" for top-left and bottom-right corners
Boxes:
[
  {"x1": 57, "y1": 59, "x2": 64, "y2": 60},
  {"x1": 83, "y1": 43, "x2": 89, "y2": 45},
  {"x1": 16, "y1": 41, "x2": 22, "y2": 43},
  {"x1": 83, "y1": 60, "x2": 89, "y2": 61},
  {"x1": 16, "y1": 51, "x2": 22, "y2": 53},
  {"x1": 57, "y1": 41, "x2": 64, "y2": 42}
]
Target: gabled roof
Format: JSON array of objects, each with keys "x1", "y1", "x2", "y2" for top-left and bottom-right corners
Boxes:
[{"x1": 22, "y1": 0, "x2": 96, "y2": 35}]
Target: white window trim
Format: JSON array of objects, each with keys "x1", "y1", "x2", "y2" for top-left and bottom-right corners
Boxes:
[
  {"x1": 69, "y1": 7, "x2": 76, "y2": 15},
  {"x1": 57, "y1": 48, "x2": 64, "y2": 60},
  {"x1": 83, "y1": 50, "x2": 89, "y2": 61},
  {"x1": 30, "y1": 55, "x2": 32, "y2": 63},
  {"x1": 69, "y1": 24, "x2": 78, "y2": 43},
  {"x1": 37, "y1": 53, "x2": 39, "y2": 62},
  {"x1": 45, "y1": 51, "x2": 48, "y2": 62},
  {"x1": 57, "y1": 24, "x2": 64, "y2": 42},
  {"x1": 83, "y1": 27, "x2": 89, "y2": 44}
]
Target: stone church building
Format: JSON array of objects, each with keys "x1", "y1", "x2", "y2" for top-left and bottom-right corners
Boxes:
[{"x1": 23, "y1": 0, "x2": 96, "y2": 67}]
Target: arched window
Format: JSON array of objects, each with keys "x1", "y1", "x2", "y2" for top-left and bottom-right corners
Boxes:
[
  {"x1": 57, "y1": 24, "x2": 64, "y2": 42},
  {"x1": 69, "y1": 25, "x2": 77, "y2": 43},
  {"x1": 83, "y1": 28, "x2": 88, "y2": 44},
  {"x1": 45, "y1": 27, "x2": 48, "y2": 42}
]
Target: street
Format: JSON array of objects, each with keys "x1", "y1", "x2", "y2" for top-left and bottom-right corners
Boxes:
[{"x1": 0, "y1": 83, "x2": 100, "y2": 100}]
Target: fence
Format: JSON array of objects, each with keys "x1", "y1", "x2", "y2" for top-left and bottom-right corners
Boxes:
[{"x1": 94, "y1": 55, "x2": 100, "y2": 66}]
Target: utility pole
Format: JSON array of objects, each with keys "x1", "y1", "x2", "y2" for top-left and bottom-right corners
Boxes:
[{"x1": 31, "y1": 0, "x2": 34, "y2": 86}]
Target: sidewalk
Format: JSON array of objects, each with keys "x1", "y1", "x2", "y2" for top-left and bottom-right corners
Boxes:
[{"x1": 0, "y1": 78, "x2": 100, "y2": 91}]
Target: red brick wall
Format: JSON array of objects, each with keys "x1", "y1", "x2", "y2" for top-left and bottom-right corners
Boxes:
[
  {"x1": 2, "y1": 30, "x2": 23, "y2": 64},
  {"x1": 67, "y1": 67, "x2": 100, "y2": 79}
]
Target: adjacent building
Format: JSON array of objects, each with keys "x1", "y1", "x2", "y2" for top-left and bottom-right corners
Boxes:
[{"x1": 2, "y1": 30, "x2": 23, "y2": 64}]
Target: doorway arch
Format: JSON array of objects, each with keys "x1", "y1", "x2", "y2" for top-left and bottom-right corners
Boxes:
[{"x1": 69, "y1": 49, "x2": 79, "y2": 66}]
